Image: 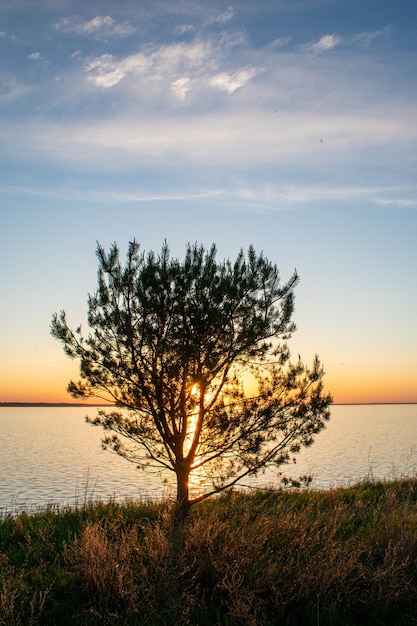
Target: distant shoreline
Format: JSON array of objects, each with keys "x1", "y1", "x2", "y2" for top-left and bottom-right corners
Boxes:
[
  {"x1": 0, "y1": 401, "x2": 416, "y2": 407},
  {"x1": 0, "y1": 402, "x2": 113, "y2": 408},
  {"x1": 332, "y1": 402, "x2": 417, "y2": 406}
]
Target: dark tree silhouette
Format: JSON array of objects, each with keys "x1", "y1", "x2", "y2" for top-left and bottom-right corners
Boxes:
[{"x1": 51, "y1": 241, "x2": 332, "y2": 520}]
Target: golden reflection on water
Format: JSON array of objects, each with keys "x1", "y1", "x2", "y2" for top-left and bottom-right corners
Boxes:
[{"x1": 1, "y1": 404, "x2": 417, "y2": 513}]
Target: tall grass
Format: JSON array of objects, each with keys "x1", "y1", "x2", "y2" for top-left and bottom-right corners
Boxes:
[{"x1": 1, "y1": 479, "x2": 417, "y2": 624}]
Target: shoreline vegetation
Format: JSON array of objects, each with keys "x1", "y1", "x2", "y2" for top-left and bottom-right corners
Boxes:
[{"x1": 2, "y1": 478, "x2": 417, "y2": 624}]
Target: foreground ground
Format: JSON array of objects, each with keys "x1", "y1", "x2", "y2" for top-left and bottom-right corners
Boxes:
[{"x1": 1, "y1": 479, "x2": 417, "y2": 625}]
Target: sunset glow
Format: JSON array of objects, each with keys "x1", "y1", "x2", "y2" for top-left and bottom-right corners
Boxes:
[{"x1": 1, "y1": 0, "x2": 416, "y2": 406}]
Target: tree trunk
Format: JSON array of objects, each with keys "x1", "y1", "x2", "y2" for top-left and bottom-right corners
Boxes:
[{"x1": 174, "y1": 466, "x2": 190, "y2": 523}]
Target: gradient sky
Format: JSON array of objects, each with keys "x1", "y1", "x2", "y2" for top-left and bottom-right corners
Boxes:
[{"x1": 1, "y1": 0, "x2": 416, "y2": 404}]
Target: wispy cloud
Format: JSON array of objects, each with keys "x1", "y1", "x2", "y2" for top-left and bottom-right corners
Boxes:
[
  {"x1": 353, "y1": 27, "x2": 390, "y2": 47},
  {"x1": 83, "y1": 41, "x2": 210, "y2": 90},
  {"x1": 2, "y1": 181, "x2": 415, "y2": 213},
  {"x1": 210, "y1": 6, "x2": 236, "y2": 25},
  {"x1": 270, "y1": 37, "x2": 291, "y2": 49},
  {"x1": 54, "y1": 15, "x2": 135, "y2": 38},
  {"x1": 83, "y1": 38, "x2": 260, "y2": 97},
  {"x1": 3, "y1": 101, "x2": 416, "y2": 175},
  {"x1": 253, "y1": 184, "x2": 417, "y2": 207},
  {"x1": 307, "y1": 33, "x2": 342, "y2": 54},
  {"x1": 171, "y1": 77, "x2": 191, "y2": 100},
  {"x1": 209, "y1": 67, "x2": 261, "y2": 93},
  {"x1": 0, "y1": 183, "x2": 223, "y2": 204},
  {"x1": 28, "y1": 51, "x2": 41, "y2": 60},
  {"x1": 374, "y1": 197, "x2": 417, "y2": 208},
  {"x1": 305, "y1": 27, "x2": 389, "y2": 54},
  {"x1": 84, "y1": 52, "x2": 148, "y2": 88},
  {"x1": 2, "y1": 7, "x2": 416, "y2": 216},
  {"x1": 174, "y1": 23, "x2": 194, "y2": 36},
  {"x1": 220, "y1": 183, "x2": 417, "y2": 213}
]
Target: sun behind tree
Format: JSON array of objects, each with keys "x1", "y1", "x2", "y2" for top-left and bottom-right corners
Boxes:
[{"x1": 51, "y1": 240, "x2": 332, "y2": 521}]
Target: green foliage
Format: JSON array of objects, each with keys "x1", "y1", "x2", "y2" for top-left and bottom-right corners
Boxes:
[
  {"x1": 51, "y1": 241, "x2": 332, "y2": 512},
  {"x1": 2, "y1": 480, "x2": 417, "y2": 624}
]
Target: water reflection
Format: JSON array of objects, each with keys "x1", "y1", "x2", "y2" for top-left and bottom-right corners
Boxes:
[{"x1": 0, "y1": 404, "x2": 416, "y2": 514}]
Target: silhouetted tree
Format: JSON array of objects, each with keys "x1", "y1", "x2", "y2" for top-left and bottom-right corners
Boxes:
[{"x1": 51, "y1": 241, "x2": 332, "y2": 521}]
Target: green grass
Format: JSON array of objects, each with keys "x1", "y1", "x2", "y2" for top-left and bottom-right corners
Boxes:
[{"x1": 2, "y1": 479, "x2": 417, "y2": 625}]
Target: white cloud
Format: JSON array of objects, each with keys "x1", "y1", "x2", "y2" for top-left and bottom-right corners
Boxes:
[
  {"x1": 0, "y1": 182, "x2": 223, "y2": 204},
  {"x1": 353, "y1": 27, "x2": 389, "y2": 47},
  {"x1": 83, "y1": 39, "x2": 259, "y2": 97},
  {"x1": 270, "y1": 37, "x2": 291, "y2": 49},
  {"x1": 82, "y1": 15, "x2": 113, "y2": 33},
  {"x1": 211, "y1": 6, "x2": 236, "y2": 25},
  {"x1": 5, "y1": 102, "x2": 416, "y2": 175},
  {"x1": 308, "y1": 33, "x2": 342, "y2": 54},
  {"x1": 218, "y1": 29, "x2": 247, "y2": 51},
  {"x1": 84, "y1": 52, "x2": 147, "y2": 88},
  {"x1": 374, "y1": 197, "x2": 417, "y2": 208},
  {"x1": 171, "y1": 77, "x2": 191, "y2": 100},
  {"x1": 209, "y1": 67, "x2": 260, "y2": 93},
  {"x1": 174, "y1": 24, "x2": 194, "y2": 36},
  {"x1": 28, "y1": 52, "x2": 41, "y2": 60},
  {"x1": 227, "y1": 183, "x2": 417, "y2": 212},
  {"x1": 54, "y1": 15, "x2": 134, "y2": 38},
  {"x1": 2, "y1": 179, "x2": 415, "y2": 214},
  {"x1": 84, "y1": 41, "x2": 212, "y2": 88},
  {"x1": 2, "y1": 16, "x2": 417, "y2": 212}
]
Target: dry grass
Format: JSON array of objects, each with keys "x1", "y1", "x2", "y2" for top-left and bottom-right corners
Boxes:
[{"x1": 1, "y1": 480, "x2": 417, "y2": 624}]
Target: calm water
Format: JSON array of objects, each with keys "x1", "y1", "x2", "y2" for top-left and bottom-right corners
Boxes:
[{"x1": 0, "y1": 404, "x2": 416, "y2": 514}]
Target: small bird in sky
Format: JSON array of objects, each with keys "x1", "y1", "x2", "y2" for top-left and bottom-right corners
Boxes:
[{"x1": 320, "y1": 139, "x2": 323, "y2": 144}]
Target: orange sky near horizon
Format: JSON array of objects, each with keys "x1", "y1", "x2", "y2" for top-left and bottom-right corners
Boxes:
[
  {"x1": 1, "y1": 0, "x2": 417, "y2": 412},
  {"x1": 1, "y1": 357, "x2": 416, "y2": 405}
]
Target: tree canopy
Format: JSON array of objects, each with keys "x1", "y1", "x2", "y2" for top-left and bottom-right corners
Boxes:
[{"x1": 51, "y1": 240, "x2": 332, "y2": 519}]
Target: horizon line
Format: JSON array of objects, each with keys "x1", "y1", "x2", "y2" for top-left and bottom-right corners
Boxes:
[{"x1": 1, "y1": 401, "x2": 416, "y2": 408}]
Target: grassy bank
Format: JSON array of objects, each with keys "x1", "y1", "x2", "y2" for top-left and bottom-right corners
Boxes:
[{"x1": 1, "y1": 479, "x2": 417, "y2": 625}]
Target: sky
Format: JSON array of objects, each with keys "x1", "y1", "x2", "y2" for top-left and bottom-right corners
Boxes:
[{"x1": 0, "y1": 0, "x2": 416, "y2": 405}]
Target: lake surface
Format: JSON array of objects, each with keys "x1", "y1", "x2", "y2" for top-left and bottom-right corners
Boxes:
[{"x1": 1, "y1": 404, "x2": 416, "y2": 514}]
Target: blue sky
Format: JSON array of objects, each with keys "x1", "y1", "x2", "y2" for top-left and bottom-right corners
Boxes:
[{"x1": 1, "y1": 0, "x2": 416, "y2": 403}]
